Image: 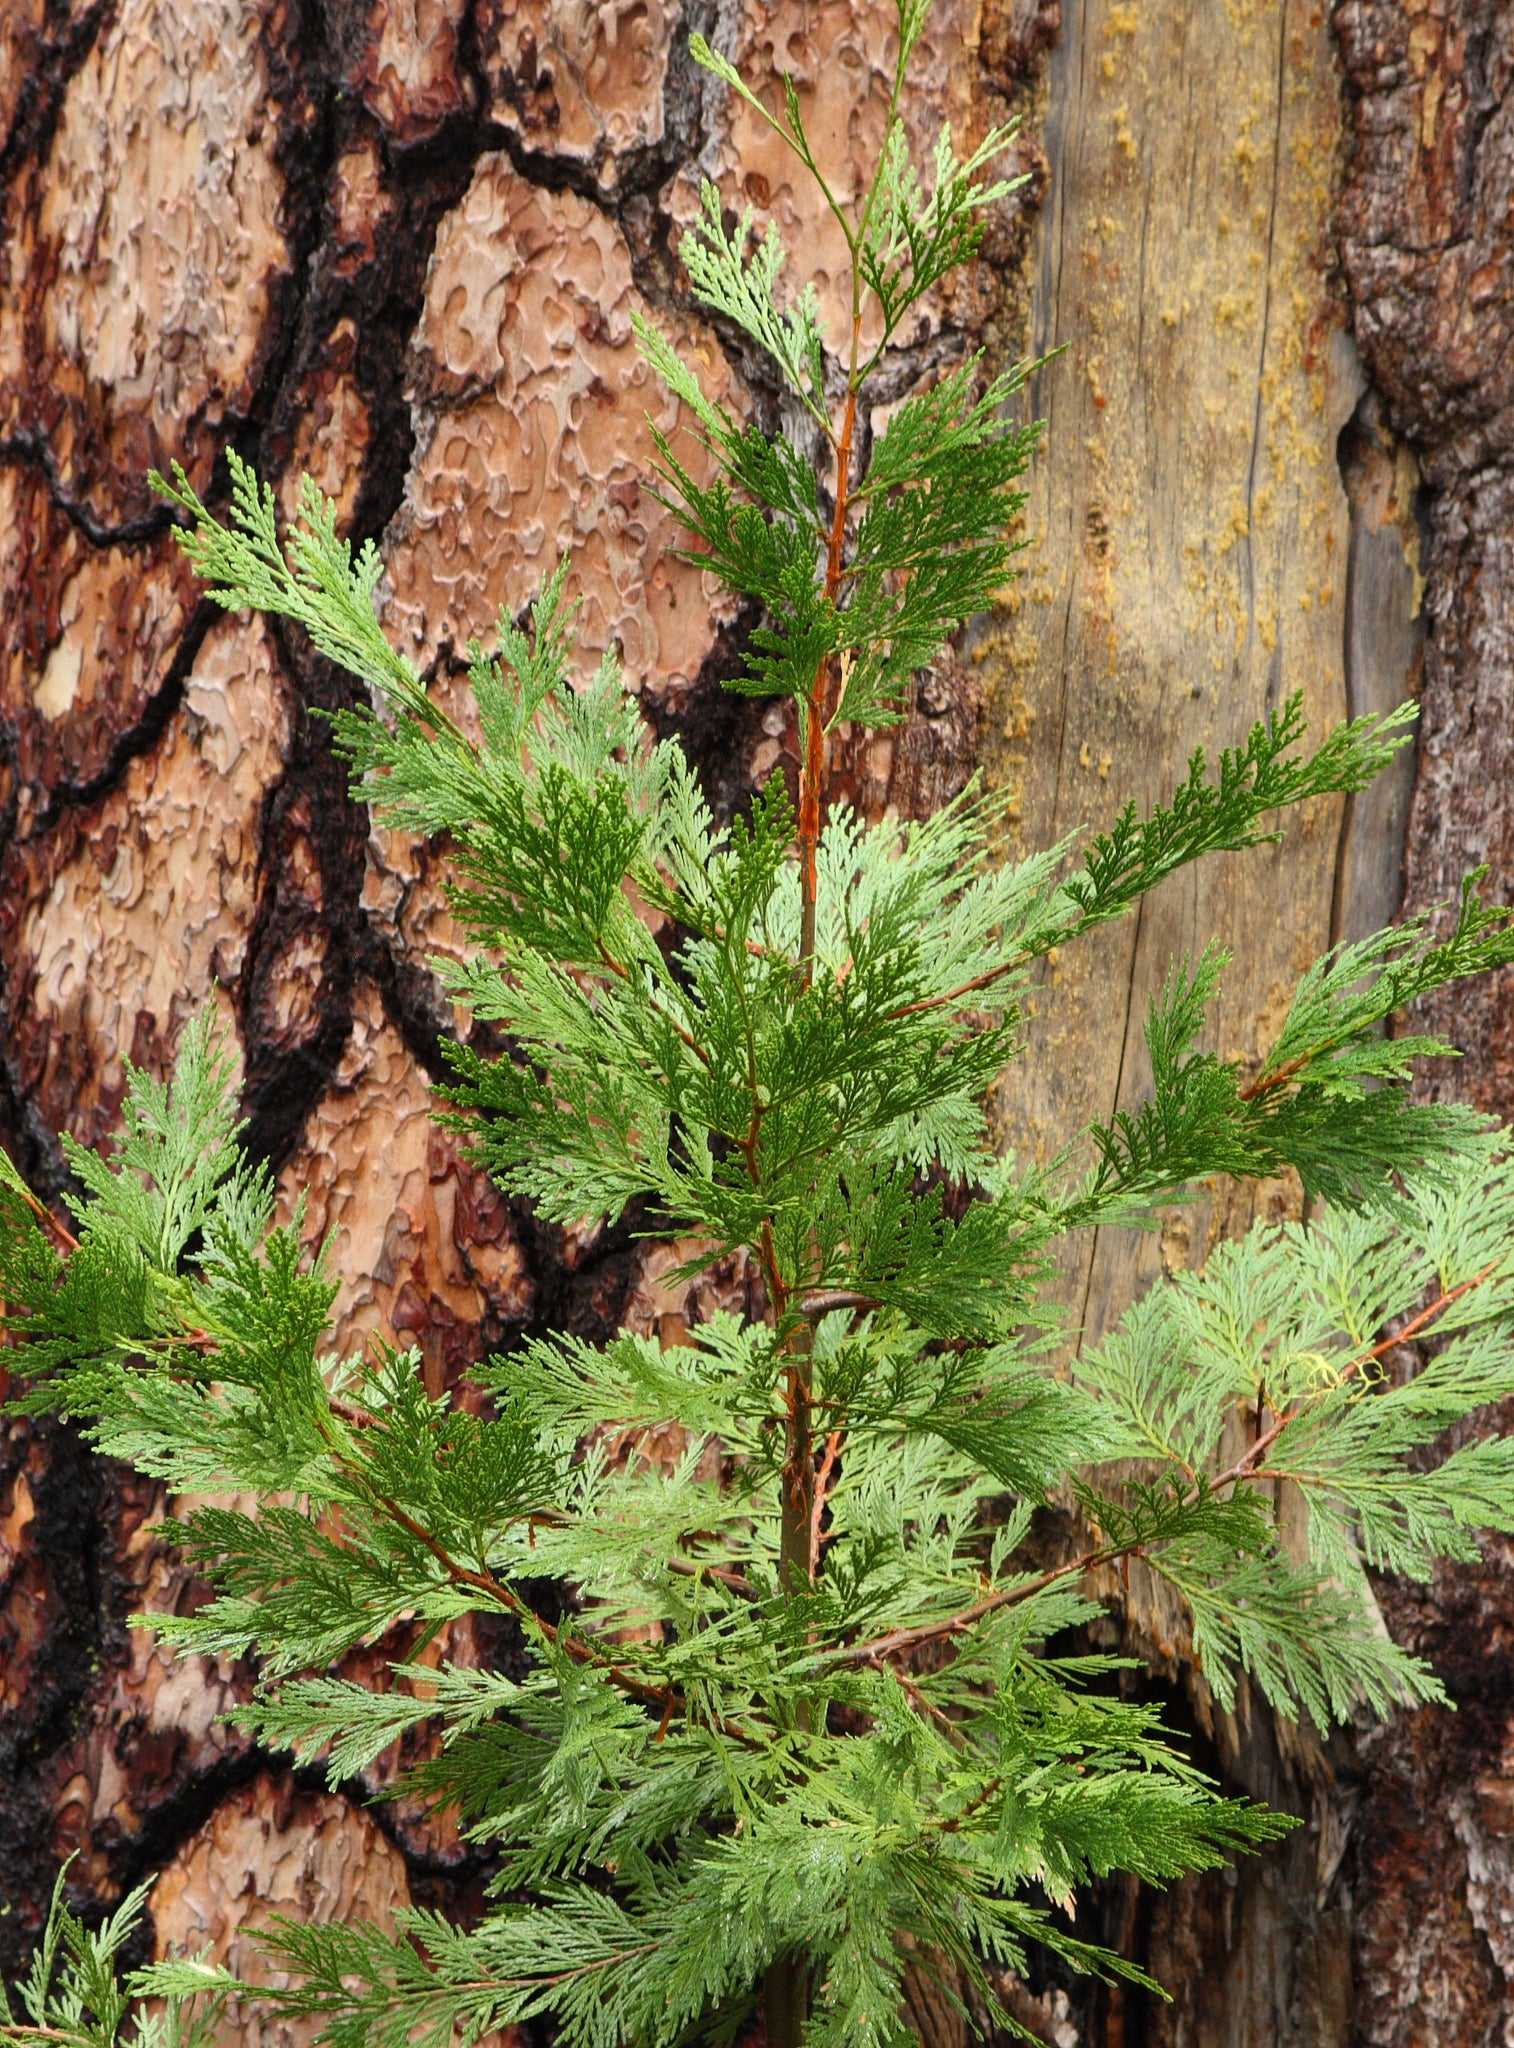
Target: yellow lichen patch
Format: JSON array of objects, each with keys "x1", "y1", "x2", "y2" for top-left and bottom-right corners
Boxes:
[
  {"x1": 1407, "y1": 13, "x2": 1441, "y2": 80},
  {"x1": 1214, "y1": 290, "x2": 1254, "y2": 332},
  {"x1": 1216, "y1": 499, "x2": 1251, "y2": 554},
  {"x1": 1420, "y1": 66, "x2": 1444, "y2": 151}
]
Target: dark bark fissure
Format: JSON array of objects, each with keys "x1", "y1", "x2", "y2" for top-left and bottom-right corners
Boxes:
[
  {"x1": 0, "y1": 1423, "x2": 107, "y2": 1971},
  {"x1": 0, "y1": 0, "x2": 518, "y2": 1950},
  {"x1": 0, "y1": 430, "x2": 176, "y2": 551},
  {"x1": 0, "y1": 0, "x2": 115, "y2": 197},
  {"x1": 0, "y1": 0, "x2": 808, "y2": 1950},
  {"x1": 0, "y1": 0, "x2": 1042, "y2": 2009}
]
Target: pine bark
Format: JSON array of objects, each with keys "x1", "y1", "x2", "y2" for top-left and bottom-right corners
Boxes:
[{"x1": 0, "y1": 1, "x2": 1510, "y2": 2044}]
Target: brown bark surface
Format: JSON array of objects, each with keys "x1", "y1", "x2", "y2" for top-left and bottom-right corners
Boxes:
[
  {"x1": 0, "y1": 0, "x2": 1510, "y2": 2043},
  {"x1": 1336, "y1": 7, "x2": 1514, "y2": 2043}
]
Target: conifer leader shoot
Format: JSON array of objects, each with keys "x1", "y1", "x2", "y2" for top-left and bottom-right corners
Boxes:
[{"x1": 7, "y1": 8, "x2": 1514, "y2": 2048}]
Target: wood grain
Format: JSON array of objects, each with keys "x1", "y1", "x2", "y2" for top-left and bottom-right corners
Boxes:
[
  {"x1": 984, "y1": 0, "x2": 1370, "y2": 1342},
  {"x1": 975, "y1": 4, "x2": 1425, "y2": 2041}
]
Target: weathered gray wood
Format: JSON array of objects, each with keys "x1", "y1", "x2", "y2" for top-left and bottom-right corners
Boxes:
[
  {"x1": 976, "y1": 3, "x2": 1426, "y2": 2040},
  {"x1": 985, "y1": 0, "x2": 1365, "y2": 1344}
]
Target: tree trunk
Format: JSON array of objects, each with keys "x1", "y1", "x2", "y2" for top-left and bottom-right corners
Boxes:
[{"x1": 0, "y1": 0, "x2": 1509, "y2": 2043}]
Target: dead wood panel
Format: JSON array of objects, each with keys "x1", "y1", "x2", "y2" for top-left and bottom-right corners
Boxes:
[
  {"x1": 984, "y1": 0, "x2": 1367, "y2": 1336},
  {"x1": 976, "y1": 1, "x2": 1425, "y2": 2043}
]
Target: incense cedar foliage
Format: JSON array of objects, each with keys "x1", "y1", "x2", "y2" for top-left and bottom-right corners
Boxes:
[{"x1": 7, "y1": 9, "x2": 1514, "y2": 2046}]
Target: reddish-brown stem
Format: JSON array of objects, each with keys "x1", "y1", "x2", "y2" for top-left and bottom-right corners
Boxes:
[
  {"x1": 1235, "y1": 1052, "x2": 1309, "y2": 1103},
  {"x1": 798, "y1": 1288, "x2": 880, "y2": 1318},
  {"x1": 668, "y1": 1555, "x2": 759, "y2": 1600},
  {"x1": 888, "y1": 1660, "x2": 964, "y2": 1740},
  {"x1": 798, "y1": 689, "x2": 826, "y2": 973},
  {"x1": 43, "y1": 1211, "x2": 79, "y2": 1254},
  {"x1": 8, "y1": 1178, "x2": 79, "y2": 1254},
  {"x1": 936, "y1": 1775, "x2": 1003, "y2": 1831},
  {"x1": 1236, "y1": 1016, "x2": 1393, "y2": 1104},
  {"x1": 809, "y1": 1427, "x2": 844, "y2": 1578},
  {"x1": 778, "y1": 334, "x2": 861, "y2": 1646},
  {"x1": 883, "y1": 952, "x2": 1026, "y2": 1024},
  {"x1": 595, "y1": 939, "x2": 712, "y2": 1068},
  {"x1": 828, "y1": 1545, "x2": 1130, "y2": 1669},
  {"x1": 758, "y1": 1217, "x2": 787, "y2": 1324},
  {"x1": 350, "y1": 1470, "x2": 685, "y2": 1716},
  {"x1": 797, "y1": 326, "x2": 860, "y2": 978},
  {"x1": 1208, "y1": 1258, "x2": 1501, "y2": 1492},
  {"x1": 330, "y1": 1396, "x2": 380, "y2": 1429},
  {"x1": 3, "y1": 2029, "x2": 102, "y2": 2043},
  {"x1": 778, "y1": 1332, "x2": 817, "y2": 1599}
]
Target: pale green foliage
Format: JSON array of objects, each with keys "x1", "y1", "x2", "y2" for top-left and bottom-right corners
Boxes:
[
  {"x1": 150, "y1": 456, "x2": 422, "y2": 713},
  {"x1": 0, "y1": 1863, "x2": 231, "y2": 2048},
  {"x1": 1073, "y1": 904, "x2": 1505, "y2": 1218},
  {"x1": 637, "y1": 323, "x2": 1036, "y2": 725},
  {"x1": 1073, "y1": 1140, "x2": 1514, "y2": 1720},
  {"x1": 8, "y1": 4, "x2": 1514, "y2": 2045},
  {"x1": 9, "y1": 644, "x2": 1514, "y2": 2046}
]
